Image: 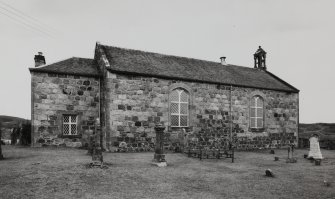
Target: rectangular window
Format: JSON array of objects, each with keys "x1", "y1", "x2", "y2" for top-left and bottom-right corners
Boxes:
[{"x1": 63, "y1": 115, "x2": 77, "y2": 135}]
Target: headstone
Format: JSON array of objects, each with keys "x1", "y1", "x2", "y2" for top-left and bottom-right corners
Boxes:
[
  {"x1": 286, "y1": 144, "x2": 297, "y2": 163},
  {"x1": 91, "y1": 119, "x2": 103, "y2": 167},
  {"x1": 152, "y1": 124, "x2": 167, "y2": 167},
  {"x1": 315, "y1": 159, "x2": 321, "y2": 166},
  {"x1": 324, "y1": 180, "x2": 331, "y2": 187},
  {"x1": 265, "y1": 169, "x2": 274, "y2": 177},
  {"x1": 307, "y1": 135, "x2": 323, "y2": 159},
  {"x1": 92, "y1": 145, "x2": 103, "y2": 163},
  {"x1": 87, "y1": 135, "x2": 94, "y2": 155}
]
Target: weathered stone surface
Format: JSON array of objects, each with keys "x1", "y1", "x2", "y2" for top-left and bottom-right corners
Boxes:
[
  {"x1": 31, "y1": 68, "x2": 298, "y2": 150},
  {"x1": 31, "y1": 72, "x2": 100, "y2": 147},
  {"x1": 104, "y1": 72, "x2": 298, "y2": 150}
]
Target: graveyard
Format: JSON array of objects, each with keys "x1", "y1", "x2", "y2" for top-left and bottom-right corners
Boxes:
[{"x1": 0, "y1": 145, "x2": 334, "y2": 199}]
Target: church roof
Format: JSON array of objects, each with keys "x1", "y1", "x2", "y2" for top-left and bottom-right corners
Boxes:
[
  {"x1": 100, "y1": 45, "x2": 299, "y2": 93},
  {"x1": 29, "y1": 45, "x2": 299, "y2": 93},
  {"x1": 29, "y1": 57, "x2": 100, "y2": 77}
]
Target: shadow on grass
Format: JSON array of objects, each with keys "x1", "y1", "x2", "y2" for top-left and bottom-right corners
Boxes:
[{"x1": 0, "y1": 154, "x2": 38, "y2": 161}]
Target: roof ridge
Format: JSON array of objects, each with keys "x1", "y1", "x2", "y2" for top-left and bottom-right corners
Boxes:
[
  {"x1": 102, "y1": 44, "x2": 223, "y2": 65},
  {"x1": 101, "y1": 44, "x2": 298, "y2": 92},
  {"x1": 101, "y1": 44, "x2": 263, "y2": 71}
]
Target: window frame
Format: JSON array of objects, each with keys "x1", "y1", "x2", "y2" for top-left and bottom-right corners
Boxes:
[
  {"x1": 62, "y1": 114, "x2": 78, "y2": 136},
  {"x1": 250, "y1": 95, "x2": 265, "y2": 131},
  {"x1": 169, "y1": 88, "x2": 189, "y2": 128}
]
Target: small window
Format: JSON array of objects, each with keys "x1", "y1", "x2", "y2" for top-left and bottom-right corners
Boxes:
[
  {"x1": 63, "y1": 115, "x2": 78, "y2": 135},
  {"x1": 250, "y1": 96, "x2": 264, "y2": 129},
  {"x1": 170, "y1": 89, "x2": 189, "y2": 127}
]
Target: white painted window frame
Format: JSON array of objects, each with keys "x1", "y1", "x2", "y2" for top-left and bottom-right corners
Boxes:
[
  {"x1": 170, "y1": 89, "x2": 189, "y2": 127},
  {"x1": 250, "y1": 96, "x2": 264, "y2": 129}
]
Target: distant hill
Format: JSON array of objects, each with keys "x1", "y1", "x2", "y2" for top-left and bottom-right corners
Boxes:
[
  {"x1": 299, "y1": 123, "x2": 335, "y2": 140},
  {"x1": 0, "y1": 115, "x2": 30, "y2": 128}
]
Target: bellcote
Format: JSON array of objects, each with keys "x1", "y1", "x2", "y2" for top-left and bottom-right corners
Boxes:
[{"x1": 254, "y1": 46, "x2": 266, "y2": 70}]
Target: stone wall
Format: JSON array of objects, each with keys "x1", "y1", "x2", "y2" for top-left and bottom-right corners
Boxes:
[
  {"x1": 105, "y1": 72, "x2": 298, "y2": 150},
  {"x1": 31, "y1": 72, "x2": 100, "y2": 147}
]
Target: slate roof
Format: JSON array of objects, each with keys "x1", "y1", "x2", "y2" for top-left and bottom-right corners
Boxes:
[
  {"x1": 29, "y1": 57, "x2": 100, "y2": 77},
  {"x1": 101, "y1": 45, "x2": 299, "y2": 93}
]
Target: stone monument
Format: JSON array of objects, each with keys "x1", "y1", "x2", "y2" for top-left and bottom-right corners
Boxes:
[
  {"x1": 152, "y1": 124, "x2": 167, "y2": 167},
  {"x1": 91, "y1": 118, "x2": 103, "y2": 166},
  {"x1": 286, "y1": 144, "x2": 297, "y2": 163},
  {"x1": 307, "y1": 134, "x2": 323, "y2": 160}
]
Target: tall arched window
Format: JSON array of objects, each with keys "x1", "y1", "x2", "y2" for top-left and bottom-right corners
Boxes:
[
  {"x1": 250, "y1": 96, "x2": 264, "y2": 129},
  {"x1": 170, "y1": 88, "x2": 189, "y2": 127}
]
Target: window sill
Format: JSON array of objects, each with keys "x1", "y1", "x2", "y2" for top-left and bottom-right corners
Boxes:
[
  {"x1": 59, "y1": 134, "x2": 82, "y2": 139},
  {"x1": 250, "y1": 128, "x2": 265, "y2": 133},
  {"x1": 168, "y1": 126, "x2": 191, "y2": 132}
]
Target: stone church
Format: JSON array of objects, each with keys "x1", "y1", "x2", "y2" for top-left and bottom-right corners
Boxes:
[{"x1": 29, "y1": 43, "x2": 299, "y2": 150}]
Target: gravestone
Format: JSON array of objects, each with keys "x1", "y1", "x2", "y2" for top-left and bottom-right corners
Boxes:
[
  {"x1": 307, "y1": 135, "x2": 323, "y2": 159},
  {"x1": 152, "y1": 124, "x2": 167, "y2": 167},
  {"x1": 87, "y1": 135, "x2": 94, "y2": 155},
  {"x1": 91, "y1": 118, "x2": 103, "y2": 166},
  {"x1": 265, "y1": 169, "x2": 274, "y2": 177},
  {"x1": 92, "y1": 134, "x2": 103, "y2": 163},
  {"x1": 286, "y1": 144, "x2": 297, "y2": 163}
]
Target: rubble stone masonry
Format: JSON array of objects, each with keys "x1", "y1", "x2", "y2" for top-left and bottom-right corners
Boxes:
[
  {"x1": 31, "y1": 72, "x2": 100, "y2": 147},
  {"x1": 30, "y1": 70, "x2": 298, "y2": 150},
  {"x1": 105, "y1": 72, "x2": 298, "y2": 150}
]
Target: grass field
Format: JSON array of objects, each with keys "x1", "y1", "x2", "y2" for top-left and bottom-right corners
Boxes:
[{"x1": 0, "y1": 146, "x2": 334, "y2": 199}]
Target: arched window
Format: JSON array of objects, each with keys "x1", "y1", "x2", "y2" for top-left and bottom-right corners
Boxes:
[
  {"x1": 170, "y1": 88, "x2": 189, "y2": 127},
  {"x1": 250, "y1": 96, "x2": 264, "y2": 129}
]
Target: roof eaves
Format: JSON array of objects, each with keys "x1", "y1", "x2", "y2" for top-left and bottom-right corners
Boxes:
[{"x1": 29, "y1": 68, "x2": 102, "y2": 77}]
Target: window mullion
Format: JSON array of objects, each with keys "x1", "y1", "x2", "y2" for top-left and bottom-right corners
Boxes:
[
  {"x1": 69, "y1": 116, "x2": 72, "y2": 135},
  {"x1": 178, "y1": 92, "x2": 181, "y2": 127}
]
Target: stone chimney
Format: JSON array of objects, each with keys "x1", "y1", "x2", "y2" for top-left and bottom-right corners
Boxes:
[
  {"x1": 220, "y1": 56, "x2": 227, "y2": 65},
  {"x1": 34, "y1": 52, "x2": 46, "y2": 67},
  {"x1": 254, "y1": 46, "x2": 266, "y2": 70}
]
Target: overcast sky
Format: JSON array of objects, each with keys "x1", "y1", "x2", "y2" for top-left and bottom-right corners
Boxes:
[{"x1": 0, "y1": 0, "x2": 334, "y2": 123}]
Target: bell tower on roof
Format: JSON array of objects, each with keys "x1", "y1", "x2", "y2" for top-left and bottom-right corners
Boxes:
[{"x1": 254, "y1": 46, "x2": 267, "y2": 70}]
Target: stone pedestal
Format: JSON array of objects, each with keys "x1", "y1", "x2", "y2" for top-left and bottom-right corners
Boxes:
[{"x1": 152, "y1": 124, "x2": 167, "y2": 167}]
